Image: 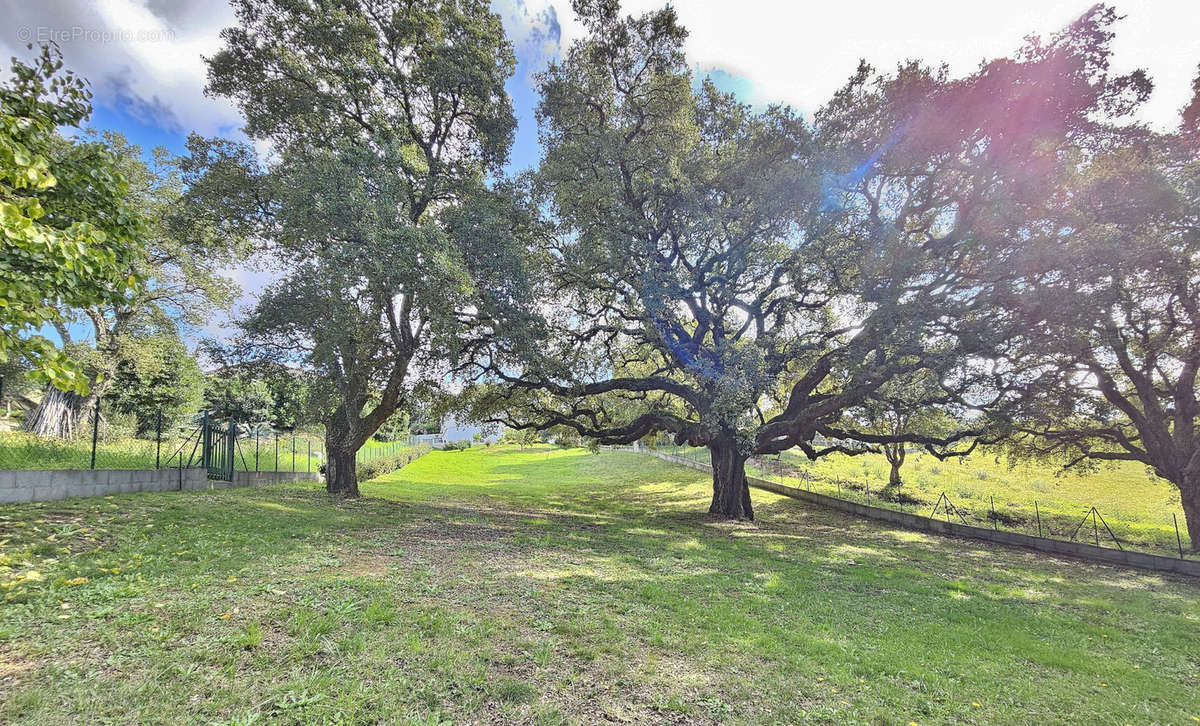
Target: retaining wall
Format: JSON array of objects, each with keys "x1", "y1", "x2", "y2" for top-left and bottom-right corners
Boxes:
[
  {"x1": 645, "y1": 450, "x2": 1200, "y2": 578},
  {"x1": 0, "y1": 468, "x2": 322, "y2": 504}
]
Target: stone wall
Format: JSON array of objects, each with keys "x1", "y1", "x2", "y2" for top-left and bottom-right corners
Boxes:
[{"x1": 0, "y1": 468, "x2": 322, "y2": 504}]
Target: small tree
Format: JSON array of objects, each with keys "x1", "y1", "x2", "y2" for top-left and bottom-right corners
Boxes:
[
  {"x1": 834, "y1": 371, "x2": 981, "y2": 497},
  {"x1": 105, "y1": 327, "x2": 204, "y2": 435}
]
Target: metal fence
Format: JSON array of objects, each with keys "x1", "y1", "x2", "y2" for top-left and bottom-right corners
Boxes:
[
  {"x1": 645, "y1": 443, "x2": 1194, "y2": 562},
  {"x1": 0, "y1": 401, "x2": 326, "y2": 476},
  {"x1": 0, "y1": 399, "x2": 429, "y2": 478}
]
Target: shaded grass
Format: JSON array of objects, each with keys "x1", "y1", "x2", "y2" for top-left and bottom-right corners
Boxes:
[{"x1": 0, "y1": 445, "x2": 1197, "y2": 724}]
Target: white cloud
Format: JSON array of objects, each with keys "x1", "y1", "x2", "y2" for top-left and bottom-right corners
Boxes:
[
  {"x1": 0, "y1": 0, "x2": 242, "y2": 135},
  {"x1": 508, "y1": 0, "x2": 1200, "y2": 130}
]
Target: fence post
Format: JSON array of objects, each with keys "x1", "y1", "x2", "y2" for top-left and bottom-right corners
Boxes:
[
  {"x1": 1175, "y1": 514, "x2": 1185, "y2": 559},
  {"x1": 292, "y1": 432, "x2": 296, "y2": 472},
  {"x1": 307, "y1": 440, "x2": 311, "y2": 473},
  {"x1": 155, "y1": 407, "x2": 163, "y2": 469},
  {"x1": 200, "y1": 412, "x2": 211, "y2": 471},
  {"x1": 255, "y1": 430, "x2": 260, "y2": 472},
  {"x1": 90, "y1": 403, "x2": 100, "y2": 470},
  {"x1": 1035, "y1": 501, "x2": 1042, "y2": 538},
  {"x1": 991, "y1": 496, "x2": 998, "y2": 530},
  {"x1": 228, "y1": 417, "x2": 236, "y2": 481},
  {"x1": 274, "y1": 433, "x2": 279, "y2": 473}
]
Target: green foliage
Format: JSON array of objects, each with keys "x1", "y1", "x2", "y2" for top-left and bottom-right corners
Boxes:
[
  {"x1": 352, "y1": 443, "x2": 431, "y2": 483},
  {"x1": 196, "y1": 0, "x2": 526, "y2": 491},
  {"x1": 0, "y1": 45, "x2": 144, "y2": 392},
  {"x1": 501, "y1": 428, "x2": 540, "y2": 449},
  {"x1": 105, "y1": 332, "x2": 203, "y2": 435},
  {"x1": 204, "y1": 374, "x2": 273, "y2": 424},
  {"x1": 203, "y1": 364, "x2": 309, "y2": 429},
  {"x1": 370, "y1": 404, "x2": 410, "y2": 443}
]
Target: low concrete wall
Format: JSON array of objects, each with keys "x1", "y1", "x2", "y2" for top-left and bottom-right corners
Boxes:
[
  {"x1": 645, "y1": 450, "x2": 1200, "y2": 578},
  {"x1": 0, "y1": 468, "x2": 322, "y2": 504}
]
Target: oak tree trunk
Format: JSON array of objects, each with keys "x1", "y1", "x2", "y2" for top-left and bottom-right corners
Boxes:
[
  {"x1": 1180, "y1": 475, "x2": 1200, "y2": 552},
  {"x1": 709, "y1": 438, "x2": 753, "y2": 520},
  {"x1": 325, "y1": 445, "x2": 359, "y2": 497}
]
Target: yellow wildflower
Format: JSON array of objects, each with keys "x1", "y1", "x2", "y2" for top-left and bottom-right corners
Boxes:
[
  {"x1": 219, "y1": 612, "x2": 232, "y2": 619},
  {"x1": 64, "y1": 577, "x2": 88, "y2": 586}
]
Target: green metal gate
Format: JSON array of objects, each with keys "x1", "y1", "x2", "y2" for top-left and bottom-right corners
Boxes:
[{"x1": 202, "y1": 414, "x2": 238, "y2": 481}]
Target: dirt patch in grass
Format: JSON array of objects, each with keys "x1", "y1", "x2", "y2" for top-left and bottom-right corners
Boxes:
[{"x1": 0, "y1": 646, "x2": 37, "y2": 686}]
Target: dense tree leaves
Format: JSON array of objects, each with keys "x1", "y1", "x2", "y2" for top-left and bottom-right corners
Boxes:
[
  {"x1": 105, "y1": 329, "x2": 204, "y2": 435},
  {"x1": 0, "y1": 45, "x2": 144, "y2": 393}
]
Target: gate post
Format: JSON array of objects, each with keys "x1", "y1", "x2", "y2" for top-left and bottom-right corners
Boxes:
[
  {"x1": 200, "y1": 412, "x2": 211, "y2": 472},
  {"x1": 227, "y1": 417, "x2": 237, "y2": 482}
]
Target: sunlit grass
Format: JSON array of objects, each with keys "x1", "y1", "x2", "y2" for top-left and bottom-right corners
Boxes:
[{"x1": 1, "y1": 445, "x2": 1197, "y2": 724}]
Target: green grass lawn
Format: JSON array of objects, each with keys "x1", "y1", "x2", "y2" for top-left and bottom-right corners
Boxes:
[{"x1": 2, "y1": 445, "x2": 1198, "y2": 724}]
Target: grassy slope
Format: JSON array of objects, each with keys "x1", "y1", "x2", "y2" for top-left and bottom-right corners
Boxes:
[
  {"x1": 760, "y1": 448, "x2": 1187, "y2": 555},
  {"x1": 0, "y1": 445, "x2": 1196, "y2": 725}
]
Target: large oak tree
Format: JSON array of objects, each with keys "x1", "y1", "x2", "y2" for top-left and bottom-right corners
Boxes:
[
  {"x1": 464, "y1": 2, "x2": 1147, "y2": 520},
  {"x1": 1, "y1": 46, "x2": 144, "y2": 398}
]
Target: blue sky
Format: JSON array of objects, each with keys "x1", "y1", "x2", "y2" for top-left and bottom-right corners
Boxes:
[{"x1": 3, "y1": 0, "x2": 1197, "y2": 344}]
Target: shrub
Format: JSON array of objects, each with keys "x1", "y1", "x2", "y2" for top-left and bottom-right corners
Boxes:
[
  {"x1": 353, "y1": 443, "x2": 431, "y2": 483},
  {"x1": 440, "y1": 440, "x2": 470, "y2": 451}
]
